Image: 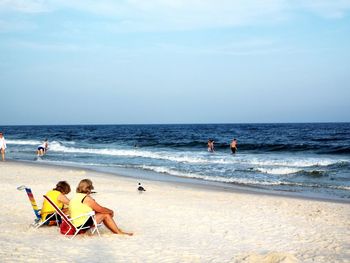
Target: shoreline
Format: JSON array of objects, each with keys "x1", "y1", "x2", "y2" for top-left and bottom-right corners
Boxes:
[
  {"x1": 8, "y1": 159, "x2": 350, "y2": 204},
  {"x1": 0, "y1": 160, "x2": 349, "y2": 262}
]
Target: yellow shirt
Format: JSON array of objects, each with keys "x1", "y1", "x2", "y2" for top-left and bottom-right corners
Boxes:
[
  {"x1": 41, "y1": 190, "x2": 63, "y2": 221},
  {"x1": 69, "y1": 193, "x2": 93, "y2": 227}
]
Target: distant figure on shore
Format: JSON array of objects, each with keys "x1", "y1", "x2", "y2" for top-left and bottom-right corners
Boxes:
[
  {"x1": 207, "y1": 139, "x2": 215, "y2": 152},
  {"x1": 230, "y1": 138, "x2": 237, "y2": 154},
  {"x1": 138, "y1": 183, "x2": 146, "y2": 192},
  {"x1": 36, "y1": 139, "x2": 49, "y2": 156},
  {"x1": 0, "y1": 132, "x2": 6, "y2": 161}
]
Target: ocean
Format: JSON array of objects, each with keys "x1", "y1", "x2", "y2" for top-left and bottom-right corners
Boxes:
[{"x1": 1, "y1": 123, "x2": 350, "y2": 200}]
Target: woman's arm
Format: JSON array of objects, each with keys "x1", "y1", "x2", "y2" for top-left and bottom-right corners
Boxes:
[
  {"x1": 84, "y1": 196, "x2": 114, "y2": 216},
  {"x1": 58, "y1": 193, "x2": 70, "y2": 205}
]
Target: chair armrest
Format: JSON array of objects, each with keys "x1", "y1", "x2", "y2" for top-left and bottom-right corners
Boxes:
[{"x1": 70, "y1": 211, "x2": 96, "y2": 221}]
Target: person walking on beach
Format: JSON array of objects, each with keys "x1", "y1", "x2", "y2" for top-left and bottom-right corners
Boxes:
[
  {"x1": 207, "y1": 139, "x2": 215, "y2": 152},
  {"x1": 36, "y1": 139, "x2": 48, "y2": 156},
  {"x1": 0, "y1": 132, "x2": 7, "y2": 161},
  {"x1": 230, "y1": 138, "x2": 238, "y2": 154},
  {"x1": 69, "y1": 179, "x2": 133, "y2": 236}
]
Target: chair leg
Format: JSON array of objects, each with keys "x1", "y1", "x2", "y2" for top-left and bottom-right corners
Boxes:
[
  {"x1": 70, "y1": 229, "x2": 80, "y2": 240},
  {"x1": 91, "y1": 217, "x2": 101, "y2": 237},
  {"x1": 35, "y1": 213, "x2": 57, "y2": 229},
  {"x1": 69, "y1": 216, "x2": 101, "y2": 239}
]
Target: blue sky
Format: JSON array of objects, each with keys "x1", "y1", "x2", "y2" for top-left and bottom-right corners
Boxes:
[{"x1": 0, "y1": 0, "x2": 349, "y2": 125}]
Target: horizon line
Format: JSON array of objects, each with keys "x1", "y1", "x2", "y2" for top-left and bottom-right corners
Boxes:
[{"x1": 1, "y1": 121, "x2": 349, "y2": 127}]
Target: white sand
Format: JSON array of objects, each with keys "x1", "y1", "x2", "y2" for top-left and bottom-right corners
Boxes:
[{"x1": 0, "y1": 161, "x2": 349, "y2": 263}]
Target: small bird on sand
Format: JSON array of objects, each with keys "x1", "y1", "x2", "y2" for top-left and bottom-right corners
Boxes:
[{"x1": 138, "y1": 183, "x2": 146, "y2": 192}]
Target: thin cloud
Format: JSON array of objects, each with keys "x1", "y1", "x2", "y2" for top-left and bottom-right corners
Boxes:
[
  {"x1": 0, "y1": 19, "x2": 37, "y2": 32},
  {"x1": 295, "y1": 0, "x2": 350, "y2": 19},
  {"x1": 1, "y1": 1, "x2": 349, "y2": 32},
  {"x1": 6, "y1": 40, "x2": 84, "y2": 52},
  {"x1": 0, "y1": 0, "x2": 50, "y2": 13},
  {"x1": 154, "y1": 37, "x2": 282, "y2": 56}
]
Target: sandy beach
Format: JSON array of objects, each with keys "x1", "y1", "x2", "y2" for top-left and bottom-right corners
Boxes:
[{"x1": 0, "y1": 161, "x2": 349, "y2": 263}]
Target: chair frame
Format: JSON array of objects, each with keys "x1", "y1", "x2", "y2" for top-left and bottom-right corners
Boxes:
[
  {"x1": 17, "y1": 185, "x2": 58, "y2": 228},
  {"x1": 35, "y1": 212, "x2": 59, "y2": 229},
  {"x1": 43, "y1": 195, "x2": 101, "y2": 239}
]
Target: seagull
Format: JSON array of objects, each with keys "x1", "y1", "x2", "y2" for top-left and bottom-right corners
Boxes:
[{"x1": 138, "y1": 183, "x2": 146, "y2": 192}]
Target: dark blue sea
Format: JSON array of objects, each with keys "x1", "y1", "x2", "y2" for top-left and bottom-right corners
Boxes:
[{"x1": 1, "y1": 123, "x2": 350, "y2": 200}]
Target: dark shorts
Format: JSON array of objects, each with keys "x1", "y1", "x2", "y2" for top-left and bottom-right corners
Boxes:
[
  {"x1": 43, "y1": 213, "x2": 62, "y2": 225},
  {"x1": 230, "y1": 147, "x2": 237, "y2": 154},
  {"x1": 77, "y1": 217, "x2": 94, "y2": 229},
  {"x1": 38, "y1": 147, "x2": 45, "y2": 151}
]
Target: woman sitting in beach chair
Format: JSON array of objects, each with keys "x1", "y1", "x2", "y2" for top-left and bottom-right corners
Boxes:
[
  {"x1": 69, "y1": 179, "x2": 133, "y2": 236},
  {"x1": 41, "y1": 181, "x2": 71, "y2": 225}
]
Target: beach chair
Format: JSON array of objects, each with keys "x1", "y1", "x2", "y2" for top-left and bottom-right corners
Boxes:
[
  {"x1": 43, "y1": 195, "x2": 101, "y2": 239},
  {"x1": 17, "y1": 185, "x2": 58, "y2": 228}
]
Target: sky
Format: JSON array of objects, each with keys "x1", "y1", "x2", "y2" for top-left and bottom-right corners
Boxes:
[{"x1": 0, "y1": 0, "x2": 350, "y2": 125}]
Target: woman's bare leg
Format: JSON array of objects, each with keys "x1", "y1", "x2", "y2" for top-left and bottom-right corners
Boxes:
[{"x1": 95, "y1": 213, "x2": 133, "y2": 236}]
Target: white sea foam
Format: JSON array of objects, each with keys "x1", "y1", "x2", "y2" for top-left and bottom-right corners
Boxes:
[
  {"x1": 255, "y1": 167, "x2": 302, "y2": 175},
  {"x1": 58, "y1": 140, "x2": 76, "y2": 145},
  {"x1": 6, "y1": 139, "x2": 41, "y2": 145},
  {"x1": 246, "y1": 158, "x2": 340, "y2": 168},
  {"x1": 47, "y1": 142, "x2": 349, "y2": 170},
  {"x1": 48, "y1": 143, "x2": 222, "y2": 164},
  {"x1": 138, "y1": 165, "x2": 350, "y2": 190},
  {"x1": 137, "y1": 165, "x2": 282, "y2": 186},
  {"x1": 6, "y1": 139, "x2": 75, "y2": 147},
  {"x1": 31, "y1": 154, "x2": 350, "y2": 192},
  {"x1": 328, "y1": 185, "x2": 350, "y2": 191}
]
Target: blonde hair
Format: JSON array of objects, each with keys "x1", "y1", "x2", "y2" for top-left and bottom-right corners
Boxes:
[{"x1": 76, "y1": 179, "x2": 94, "y2": 194}]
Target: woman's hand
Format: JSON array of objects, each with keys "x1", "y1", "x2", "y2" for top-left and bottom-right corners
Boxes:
[{"x1": 84, "y1": 195, "x2": 115, "y2": 216}]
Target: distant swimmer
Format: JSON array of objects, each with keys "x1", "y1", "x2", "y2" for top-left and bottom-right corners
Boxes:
[
  {"x1": 207, "y1": 139, "x2": 215, "y2": 152},
  {"x1": 36, "y1": 139, "x2": 49, "y2": 156},
  {"x1": 230, "y1": 138, "x2": 237, "y2": 154},
  {"x1": 138, "y1": 183, "x2": 146, "y2": 192}
]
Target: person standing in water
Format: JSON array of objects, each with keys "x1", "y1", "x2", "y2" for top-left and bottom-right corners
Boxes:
[
  {"x1": 207, "y1": 139, "x2": 215, "y2": 152},
  {"x1": 230, "y1": 138, "x2": 237, "y2": 154},
  {"x1": 37, "y1": 139, "x2": 49, "y2": 156},
  {"x1": 0, "y1": 132, "x2": 7, "y2": 161}
]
